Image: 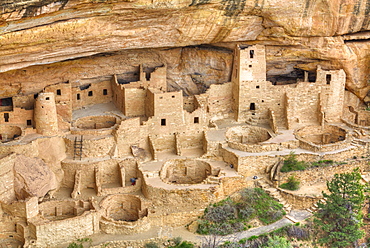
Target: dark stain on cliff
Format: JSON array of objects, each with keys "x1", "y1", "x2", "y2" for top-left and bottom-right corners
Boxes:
[
  {"x1": 22, "y1": 0, "x2": 69, "y2": 18},
  {"x1": 362, "y1": 0, "x2": 370, "y2": 30},
  {"x1": 220, "y1": 0, "x2": 246, "y2": 17},
  {"x1": 189, "y1": 0, "x2": 210, "y2": 7}
]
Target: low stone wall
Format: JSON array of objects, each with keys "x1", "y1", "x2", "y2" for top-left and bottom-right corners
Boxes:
[
  {"x1": 100, "y1": 216, "x2": 151, "y2": 235},
  {"x1": 342, "y1": 118, "x2": 370, "y2": 130},
  {"x1": 64, "y1": 135, "x2": 115, "y2": 158},
  {"x1": 91, "y1": 237, "x2": 169, "y2": 248},
  {"x1": 29, "y1": 210, "x2": 99, "y2": 248},
  {"x1": 148, "y1": 209, "x2": 203, "y2": 227},
  {"x1": 297, "y1": 139, "x2": 350, "y2": 152},
  {"x1": 228, "y1": 140, "x2": 298, "y2": 153},
  {"x1": 277, "y1": 188, "x2": 322, "y2": 209},
  {"x1": 70, "y1": 127, "x2": 115, "y2": 136},
  {"x1": 280, "y1": 159, "x2": 370, "y2": 187}
]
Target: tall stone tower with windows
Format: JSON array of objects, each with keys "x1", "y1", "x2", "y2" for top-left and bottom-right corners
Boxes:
[
  {"x1": 232, "y1": 44, "x2": 267, "y2": 122},
  {"x1": 34, "y1": 92, "x2": 59, "y2": 135}
]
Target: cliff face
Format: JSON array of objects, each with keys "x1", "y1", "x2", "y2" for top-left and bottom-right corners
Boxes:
[{"x1": 0, "y1": 0, "x2": 369, "y2": 100}]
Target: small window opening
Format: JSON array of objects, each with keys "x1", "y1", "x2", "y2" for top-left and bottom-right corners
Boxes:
[
  {"x1": 4, "y1": 113, "x2": 9, "y2": 122},
  {"x1": 27, "y1": 120, "x2": 32, "y2": 126},
  {"x1": 249, "y1": 50, "x2": 254, "y2": 59},
  {"x1": 145, "y1": 72, "x2": 151, "y2": 81},
  {"x1": 326, "y1": 74, "x2": 331, "y2": 84},
  {"x1": 161, "y1": 119, "x2": 166, "y2": 126},
  {"x1": 77, "y1": 94, "x2": 80, "y2": 100},
  {"x1": 256, "y1": 85, "x2": 260, "y2": 89},
  {"x1": 103, "y1": 89, "x2": 108, "y2": 95},
  {"x1": 250, "y1": 103, "x2": 255, "y2": 111},
  {"x1": 172, "y1": 95, "x2": 175, "y2": 98},
  {"x1": 249, "y1": 65, "x2": 252, "y2": 68},
  {"x1": 262, "y1": 100, "x2": 264, "y2": 102},
  {"x1": 45, "y1": 97, "x2": 50, "y2": 100},
  {"x1": 194, "y1": 117, "x2": 199, "y2": 124},
  {"x1": 56, "y1": 89, "x2": 61, "y2": 95},
  {"x1": 34, "y1": 94, "x2": 38, "y2": 99},
  {"x1": 88, "y1": 91, "x2": 93, "y2": 96}
]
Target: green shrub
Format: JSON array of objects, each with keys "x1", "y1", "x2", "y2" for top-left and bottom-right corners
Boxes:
[
  {"x1": 197, "y1": 188, "x2": 285, "y2": 235},
  {"x1": 310, "y1": 160, "x2": 334, "y2": 168},
  {"x1": 280, "y1": 175, "x2": 300, "y2": 191},
  {"x1": 144, "y1": 242, "x2": 159, "y2": 248},
  {"x1": 169, "y1": 240, "x2": 195, "y2": 248},
  {"x1": 172, "y1": 237, "x2": 182, "y2": 246},
  {"x1": 204, "y1": 203, "x2": 236, "y2": 222},
  {"x1": 280, "y1": 152, "x2": 307, "y2": 172},
  {"x1": 67, "y1": 238, "x2": 92, "y2": 248},
  {"x1": 263, "y1": 236, "x2": 292, "y2": 248}
]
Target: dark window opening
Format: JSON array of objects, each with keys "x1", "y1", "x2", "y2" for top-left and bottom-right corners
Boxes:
[
  {"x1": 145, "y1": 72, "x2": 151, "y2": 81},
  {"x1": 262, "y1": 100, "x2": 264, "y2": 102},
  {"x1": 249, "y1": 65, "x2": 252, "y2": 68},
  {"x1": 56, "y1": 89, "x2": 61, "y2": 95},
  {"x1": 326, "y1": 74, "x2": 331, "y2": 84},
  {"x1": 161, "y1": 119, "x2": 166, "y2": 126},
  {"x1": 172, "y1": 95, "x2": 175, "y2": 98},
  {"x1": 103, "y1": 89, "x2": 108, "y2": 95},
  {"x1": 250, "y1": 103, "x2": 255, "y2": 111},
  {"x1": 4, "y1": 113, "x2": 9, "y2": 122},
  {"x1": 77, "y1": 94, "x2": 80, "y2": 100},
  {"x1": 27, "y1": 120, "x2": 32, "y2": 126},
  {"x1": 0, "y1": 97, "x2": 12, "y2": 106},
  {"x1": 88, "y1": 91, "x2": 93, "y2": 96},
  {"x1": 194, "y1": 117, "x2": 199, "y2": 124},
  {"x1": 256, "y1": 85, "x2": 260, "y2": 89},
  {"x1": 249, "y1": 50, "x2": 254, "y2": 59},
  {"x1": 45, "y1": 97, "x2": 50, "y2": 100},
  {"x1": 34, "y1": 94, "x2": 38, "y2": 99}
]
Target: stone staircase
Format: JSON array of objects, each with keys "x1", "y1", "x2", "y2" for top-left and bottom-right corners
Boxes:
[
  {"x1": 306, "y1": 198, "x2": 326, "y2": 213},
  {"x1": 204, "y1": 176, "x2": 221, "y2": 184},
  {"x1": 351, "y1": 138, "x2": 366, "y2": 147},
  {"x1": 256, "y1": 179, "x2": 292, "y2": 213},
  {"x1": 245, "y1": 113, "x2": 260, "y2": 126}
]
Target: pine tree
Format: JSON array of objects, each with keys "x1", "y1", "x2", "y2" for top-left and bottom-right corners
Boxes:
[{"x1": 314, "y1": 168, "x2": 367, "y2": 248}]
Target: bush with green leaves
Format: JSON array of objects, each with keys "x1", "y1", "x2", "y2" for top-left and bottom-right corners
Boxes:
[
  {"x1": 169, "y1": 240, "x2": 195, "y2": 248},
  {"x1": 144, "y1": 242, "x2": 159, "y2": 248},
  {"x1": 67, "y1": 238, "x2": 92, "y2": 248},
  {"x1": 279, "y1": 175, "x2": 300, "y2": 191},
  {"x1": 264, "y1": 236, "x2": 292, "y2": 248},
  {"x1": 197, "y1": 188, "x2": 285, "y2": 235},
  {"x1": 280, "y1": 152, "x2": 307, "y2": 172}
]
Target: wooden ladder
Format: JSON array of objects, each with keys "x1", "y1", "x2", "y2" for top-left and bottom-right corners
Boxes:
[{"x1": 73, "y1": 135, "x2": 83, "y2": 160}]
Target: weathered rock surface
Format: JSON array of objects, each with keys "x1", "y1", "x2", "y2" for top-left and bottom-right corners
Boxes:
[
  {"x1": 14, "y1": 154, "x2": 57, "y2": 200},
  {"x1": 0, "y1": 0, "x2": 369, "y2": 99}
]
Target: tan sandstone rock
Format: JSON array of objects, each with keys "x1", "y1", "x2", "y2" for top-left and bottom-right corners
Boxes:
[{"x1": 14, "y1": 154, "x2": 57, "y2": 200}]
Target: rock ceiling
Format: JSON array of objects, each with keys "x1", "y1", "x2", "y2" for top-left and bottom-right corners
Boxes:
[{"x1": 0, "y1": 0, "x2": 369, "y2": 101}]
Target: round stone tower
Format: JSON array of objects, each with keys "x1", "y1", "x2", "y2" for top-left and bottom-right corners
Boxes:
[{"x1": 34, "y1": 92, "x2": 59, "y2": 135}]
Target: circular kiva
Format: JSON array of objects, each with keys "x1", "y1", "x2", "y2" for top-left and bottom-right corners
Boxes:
[
  {"x1": 74, "y1": 115, "x2": 117, "y2": 130},
  {"x1": 226, "y1": 125, "x2": 272, "y2": 144}
]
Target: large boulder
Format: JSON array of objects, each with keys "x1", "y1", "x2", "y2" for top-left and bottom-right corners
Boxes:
[{"x1": 14, "y1": 155, "x2": 57, "y2": 200}]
